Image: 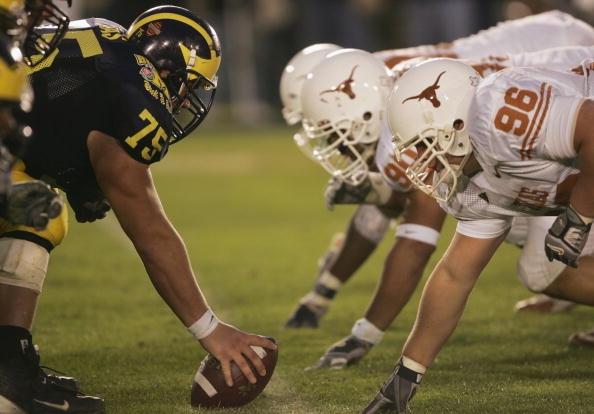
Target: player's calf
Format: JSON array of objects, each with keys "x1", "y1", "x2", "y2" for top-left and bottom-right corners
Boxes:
[{"x1": 285, "y1": 234, "x2": 345, "y2": 328}]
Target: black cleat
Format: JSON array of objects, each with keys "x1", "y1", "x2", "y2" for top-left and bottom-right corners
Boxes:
[
  {"x1": 362, "y1": 360, "x2": 422, "y2": 414},
  {"x1": 31, "y1": 373, "x2": 105, "y2": 414},
  {"x1": 0, "y1": 354, "x2": 33, "y2": 414},
  {"x1": 285, "y1": 303, "x2": 324, "y2": 328},
  {"x1": 308, "y1": 335, "x2": 373, "y2": 370},
  {"x1": 0, "y1": 337, "x2": 104, "y2": 414}
]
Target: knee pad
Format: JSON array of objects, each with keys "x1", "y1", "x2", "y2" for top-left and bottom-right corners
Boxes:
[
  {"x1": 395, "y1": 223, "x2": 440, "y2": 246},
  {"x1": 353, "y1": 205, "x2": 390, "y2": 244},
  {"x1": 0, "y1": 238, "x2": 49, "y2": 293}
]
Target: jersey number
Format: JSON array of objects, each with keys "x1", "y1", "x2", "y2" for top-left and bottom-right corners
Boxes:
[
  {"x1": 493, "y1": 87, "x2": 538, "y2": 136},
  {"x1": 125, "y1": 109, "x2": 168, "y2": 161}
]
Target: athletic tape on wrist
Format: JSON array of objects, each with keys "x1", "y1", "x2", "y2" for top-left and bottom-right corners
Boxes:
[
  {"x1": 351, "y1": 318, "x2": 384, "y2": 345},
  {"x1": 571, "y1": 204, "x2": 594, "y2": 224},
  {"x1": 396, "y1": 223, "x2": 440, "y2": 246},
  {"x1": 188, "y1": 309, "x2": 220, "y2": 340}
]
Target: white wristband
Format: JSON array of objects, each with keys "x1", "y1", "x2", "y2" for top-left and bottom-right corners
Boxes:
[
  {"x1": 188, "y1": 309, "x2": 220, "y2": 340},
  {"x1": 351, "y1": 318, "x2": 384, "y2": 345}
]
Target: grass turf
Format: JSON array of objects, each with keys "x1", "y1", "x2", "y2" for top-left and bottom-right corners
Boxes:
[{"x1": 34, "y1": 126, "x2": 594, "y2": 413}]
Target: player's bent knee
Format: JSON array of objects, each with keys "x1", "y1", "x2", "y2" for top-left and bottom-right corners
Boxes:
[
  {"x1": 0, "y1": 238, "x2": 49, "y2": 293},
  {"x1": 0, "y1": 199, "x2": 69, "y2": 250},
  {"x1": 517, "y1": 251, "x2": 565, "y2": 293},
  {"x1": 395, "y1": 223, "x2": 440, "y2": 247},
  {"x1": 40, "y1": 205, "x2": 69, "y2": 247},
  {"x1": 353, "y1": 205, "x2": 390, "y2": 244}
]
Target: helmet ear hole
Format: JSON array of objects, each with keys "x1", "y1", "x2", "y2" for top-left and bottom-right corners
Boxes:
[
  {"x1": 363, "y1": 111, "x2": 372, "y2": 121},
  {"x1": 453, "y1": 119, "x2": 464, "y2": 130}
]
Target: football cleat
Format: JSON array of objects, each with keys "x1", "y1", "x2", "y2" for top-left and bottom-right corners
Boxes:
[
  {"x1": 0, "y1": 339, "x2": 104, "y2": 414},
  {"x1": 31, "y1": 375, "x2": 105, "y2": 414},
  {"x1": 308, "y1": 335, "x2": 373, "y2": 370},
  {"x1": 568, "y1": 328, "x2": 594, "y2": 347},
  {"x1": 362, "y1": 360, "x2": 422, "y2": 414},
  {"x1": 285, "y1": 303, "x2": 325, "y2": 328},
  {"x1": 514, "y1": 294, "x2": 575, "y2": 313}
]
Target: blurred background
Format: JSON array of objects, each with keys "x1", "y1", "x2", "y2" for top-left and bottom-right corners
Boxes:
[{"x1": 68, "y1": 0, "x2": 594, "y2": 126}]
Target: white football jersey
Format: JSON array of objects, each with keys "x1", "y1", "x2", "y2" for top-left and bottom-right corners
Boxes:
[
  {"x1": 469, "y1": 46, "x2": 594, "y2": 77},
  {"x1": 443, "y1": 66, "x2": 592, "y2": 239},
  {"x1": 375, "y1": 11, "x2": 594, "y2": 66},
  {"x1": 452, "y1": 10, "x2": 594, "y2": 58}
]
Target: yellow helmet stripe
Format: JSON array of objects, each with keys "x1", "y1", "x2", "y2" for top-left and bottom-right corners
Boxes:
[
  {"x1": 179, "y1": 42, "x2": 220, "y2": 83},
  {"x1": 127, "y1": 12, "x2": 218, "y2": 58}
]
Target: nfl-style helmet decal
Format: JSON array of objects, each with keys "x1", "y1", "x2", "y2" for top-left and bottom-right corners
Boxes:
[
  {"x1": 128, "y1": 5, "x2": 221, "y2": 144},
  {"x1": 320, "y1": 65, "x2": 358, "y2": 102},
  {"x1": 402, "y1": 71, "x2": 446, "y2": 108}
]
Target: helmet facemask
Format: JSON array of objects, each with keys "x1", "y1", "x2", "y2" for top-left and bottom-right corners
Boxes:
[
  {"x1": 395, "y1": 123, "x2": 471, "y2": 202},
  {"x1": 304, "y1": 116, "x2": 377, "y2": 185},
  {"x1": 23, "y1": 0, "x2": 70, "y2": 66},
  {"x1": 166, "y1": 65, "x2": 216, "y2": 144}
]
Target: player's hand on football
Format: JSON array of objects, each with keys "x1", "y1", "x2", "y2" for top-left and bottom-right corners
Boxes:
[
  {"x1": 6, "y1": 181, "x2": 63, "y2": 230},
  {"x1": 199, "y1": 323, "x2": 277, "y2": 387},
  {"x1": 545, "y1": 205, "x2": 592, "y2": 268}
]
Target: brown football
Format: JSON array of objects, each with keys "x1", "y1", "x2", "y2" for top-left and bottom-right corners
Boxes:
[{"x1": 190, "y1": 341, "x2": 278, "y2": 408}]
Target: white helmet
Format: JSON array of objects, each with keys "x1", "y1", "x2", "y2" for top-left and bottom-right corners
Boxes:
[
  {"x1": 300, "y1": 48, "x2": 394, "y2": 185},
  {"x1": 388, "y1": 58, "x2": 481, "y2": 202},
  {"x1": 279, "y1": 43, "x2": 341, "y2": 125}
]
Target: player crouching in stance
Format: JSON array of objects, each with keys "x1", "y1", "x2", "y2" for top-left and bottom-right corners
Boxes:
[
  {"x1": 363, "y1": 58, "x2": 594, "y2": 412},
  {"x1": 280, "y1": 44, "x2": 400, "y2": 329},
  {"x1": 0, "y1": 6, "x2": 275, "y2": 414}
]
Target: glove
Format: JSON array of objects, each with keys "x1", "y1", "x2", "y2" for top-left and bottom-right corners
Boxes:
[
  {"x1": 307, "y1": 335, "x2": 373, "y2": 370},
  {"x1": 324, "y1": 173, "x2": 393, "y2": 211},
  {"x1": 66, "y1": 189, "x2": 111, "y2": 223},
  {"x1": 545, "y1": 205, "x2": 592, "y2": 268},
  {"x1": 324, "y1": 176, "x2": 372, "y2": 211},
  {"x1": 6, "y1": 181, "x2": 63, "y2": 230}
]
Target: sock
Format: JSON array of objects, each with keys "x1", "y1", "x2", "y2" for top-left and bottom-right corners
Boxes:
[
  {"x1": 0, "y1": 326, "x2": 33, "y2": 360},
  {"x1": 351, "y1": 318, "x2": 384, "y2": 345},
  {"x1": 301, "y1": 271, "x2": 343, "y2": 313},
  {"x1": 399, "y1": 356, "x2": 426, "y2": 384},
  {"x1": 314, "y1": 270, "x2": 342, "y2": 300}
]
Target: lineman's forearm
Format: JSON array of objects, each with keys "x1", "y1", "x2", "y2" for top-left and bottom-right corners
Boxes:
[{"x1": 134, "y1": 225, "x2": 209, "y2": 327}]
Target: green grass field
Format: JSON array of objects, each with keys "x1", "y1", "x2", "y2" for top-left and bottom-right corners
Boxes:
[{"x1": 34, "y1": 126, "x2": 594, "y2": 413}]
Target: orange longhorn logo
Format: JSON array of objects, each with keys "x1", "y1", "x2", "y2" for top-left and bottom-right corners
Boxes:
[
  {"x1": 402, "y1": 71, "x2": 446, "y2": 108},
  {"x1": 320, "y1": 65, "x2": 358, "y2": 101}
]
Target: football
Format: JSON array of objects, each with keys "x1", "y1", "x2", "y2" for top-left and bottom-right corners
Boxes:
[{"x1": 190, "y1": 340, "x2": 278, "y2": 408}]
